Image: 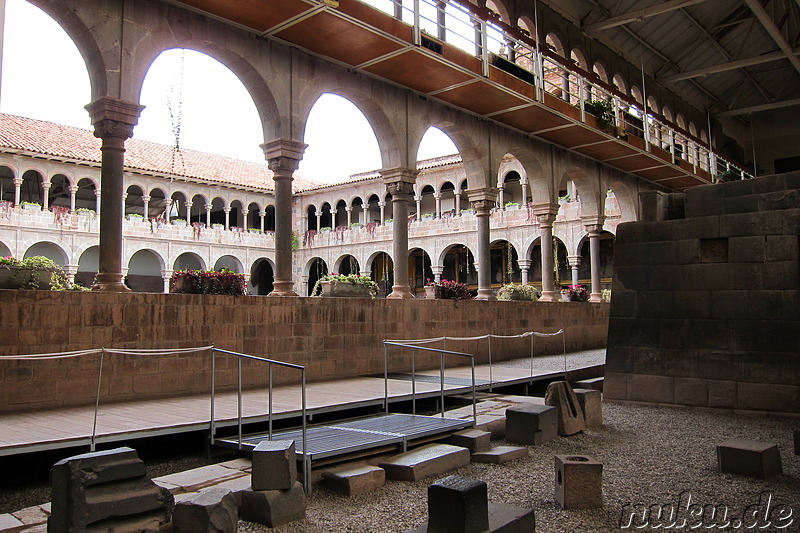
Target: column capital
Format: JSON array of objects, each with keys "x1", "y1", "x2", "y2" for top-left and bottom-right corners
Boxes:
[
  {"x1": 381, "y1": 167, "x2": 418, "y2": 188},
  {"x1": 467, "y1": 187, "x2": 498, "y2": 215},
  {"x1": 262, "y1": 139, "x2": 307, "y2": 174},
  {"x1": 582, "y1": 215, "x2": 605, "y2": 235},
  {"x1": 567, "y1": 255, "x2": 582, "y2": 267},
  {"x1": 531, "y1": 202, "x2": 559, "y2": 217},
  {"x1": 516, "y1": 259, "x2": 532, "y2": 269},
  {"x1": 536, "y1": 212, "x2": 557, "y2": 227},
  {"x1": 85, "y1": 97, "x2": 144, "y2": 141}
]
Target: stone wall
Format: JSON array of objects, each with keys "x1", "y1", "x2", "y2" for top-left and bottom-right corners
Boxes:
[
  {"x1": 0, "y1": 292, "x2": 608, "y2": 413},
  {"x1": 605, "y1": 172, "x2": 800, "y2": 414}
]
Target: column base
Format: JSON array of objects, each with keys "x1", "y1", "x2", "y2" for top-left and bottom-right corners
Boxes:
[
  {"x1": 386, "y1": 285, "x2": 415, "y2": 299},
  {"x1": 589, "y1": 293, "x2": 603, "y2": 303},
  {"x1": 269, "y1": 280, "x2": 298, "y2": 297},
  {"x1": 91, "y1": 273, "x2": 131, "y2": 292},
  {"x1": 475, "y1": 288, "x2": 496, "y2": 301},
  {"x1": 538, "y1": 291, "x2": 557, "y2": 303}
]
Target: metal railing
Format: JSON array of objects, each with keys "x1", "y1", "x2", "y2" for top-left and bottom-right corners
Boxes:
[
  {"x1": 209, "y1": 347, "x2": 309, "y2": 492},
  {"x1": 352, "y1": 0, "x2": 753, "y2": 182},
  {"x1": 382, "y1": 341, "x2": 477, "y2": 425}
]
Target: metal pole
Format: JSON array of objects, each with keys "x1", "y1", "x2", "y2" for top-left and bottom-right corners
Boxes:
[
  {"x1": 411, "y1": 348, "x2": 416, "y2": 415},
  {"x1": 268, "y1": 363, "x2": 273, "y2": 440},
  {"x1": 91, "y1": 348, "x2": 105, "y2": 452},
  {"x1": 301, "y1": 368, "x2": 309, "y2": 494},
  {"x1": 237, "y1": 357, "x2": 242, "y2": 449},
  {"x1": 383, "y1": 341, "x2": 389, "y2": 412},
  {"x1": 471, "y1": 357, "x2": 476, "y2": 425},
  {"x1": 530, "y1": 333, "x2": 534, "y2": 382},
  {"x1": 488, "y1": 335, "x2": 493, "y2": 392},
  {"x1": 562, "y1": 331, "x2": 567, "y2": 375},
  {"x1": 210, "y1": 348, "x2": 216, "y2": 440},
  {"x1": 440, "y1": 352, "x2": 445, "y2": 417}
]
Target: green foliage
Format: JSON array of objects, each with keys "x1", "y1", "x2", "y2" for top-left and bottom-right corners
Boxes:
[
  {"x1": 311, "y1": 273, "x2": 379, "y2": 298},
  {"x1": 497, "y1": 283, "x2": 540, "y2": 301},
  {"x1": 717, "y1": 169, "x2": 741, "y2": 182},
  {"x1": 583, "y1": 99, "x2": 616, "y2": 134},
  {"x1": 170, "y1": 269, "x2": 247, "y2": 296},
  {"x1": 291, "y1": 232, "x2": 299, "y2": 251},
  {"x1": 0, "y1": 255, "x2": 84, "y2": 291}
]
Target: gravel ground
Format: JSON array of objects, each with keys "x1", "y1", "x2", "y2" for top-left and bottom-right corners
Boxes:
[
  {"x1": 3, "y1": 395, "x2": 797, "y2": 532},
  {"x1": 238, "y1": 402, "x2": 798, "y2": 533}
]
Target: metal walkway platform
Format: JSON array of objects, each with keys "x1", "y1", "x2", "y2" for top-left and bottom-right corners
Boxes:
[{"x1": 215, "y1": 413, "x2": 473, "y2": 461}]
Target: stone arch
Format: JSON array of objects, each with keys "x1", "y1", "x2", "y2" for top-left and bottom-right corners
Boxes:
[
  {"x1": 20, "y1": 169, "x2": 45, "y2": 206},
  {"x1": 24, "y1": 0, "x2": 109, "y2": 101},
  {"x1": 127, "y1": 8, "x2": 283, "y2": 140},
  {"x1": 49, "y1": 173, "x2": 72, "y2": 210},
  {"x1": 24, "y1": 241, "x2": 68, "y2": 267},
  {"x1": 74, "y1": 245, "x2": 99, "y2": 288},
  {"x1": 173, "y1": 252, "x2": 205, "y2": 271},
  {"x1": 604, "y1": 178, "x2": 638, "y2": 223},
  {"x1": 493, "y1": 144, "x2": 550, "y2": 204},
  {"x1": 127, "y1": 248, "x2": 166, "y2": 293},
  {"x1": 0, "y1": 165, "x2": 15, "y2": 204},
  {"x1": 408, "y1": 246, "x2": 434, "y2": 292},
  {"x1": 305, "y1": 256, "x2": 329, "y2": 296},
  {"x1": 558, "y1": 166, "x2": 602, "y2": 219},
  {"x1": 148, "y1": 187, "x2": 168, "y2": 218},
  {"x1": 75, "y1": 177, "x2": 98, "y2": 212},
  {"x1": 0, "y1": 240, "x2": 11, "y2": 258},
  {"x1": 439, "y1": 243, "x2": 477, "y2": 285},
  {"x1": 125, "y1": 184, "x2": 146, "y2": 217},
  {"x1": 333, "y1": 254, "x2": 360, "y2": 275},
  {"x1": 489, "y1": 238, "x2": 521, "y2": 284},
  {"x1": 213, "y1": 255, "x2": 243, "y2": 273},
  {"x1": 250, "y1": 258, "x2": 274, "y2": 295},
  {"x1": 485, "y1": 0, "x2": 511, "y2": 22},
  {"x1": 296, "y1": 85, "x2": 401, "y2": 170}
]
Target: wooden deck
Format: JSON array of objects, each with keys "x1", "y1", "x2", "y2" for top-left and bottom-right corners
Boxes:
[{"x1": 0, "y1": 351, "x2": 602, "y2": 457}]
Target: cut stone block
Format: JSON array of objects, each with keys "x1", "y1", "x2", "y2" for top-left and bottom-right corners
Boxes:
[
  {"x1": 154, "y1": 464, "x2": 248, "y2": 494},
  {"x1": 471, "y1": 446, "x2": 529, "y2": 464},
  {"x1": 407, "y1": 475, "x2": 535, "y2": 533},
  {"x1": 554, "y1": 455, "x2": 603, "y2": 509},
  {"x1": 505, "y1": 404, "x2": 557, "y2": 445},
  {"x1": 206, "y1": 474, "x2": 253, "y2": 509},
  {"x1": 573, "y1": 377, "x2": 604, "y2": 391},
  {"x1": 252, "y1": 439, "x2": 297, "y2": 491},
  {"x1": 450, "y1": 429, "x2": 491, "y2": 453},
  {"x1": 717, "y1": 440, "x2": 783, "y2": 478},
  {"x1": 573, "y1": 388, "x2": 602, "y2": 428},
  {"x1": 11, "y1": 506, "x2": 48, "y2": 528},
  {"x1": 545, "y1": 381, "x2": 586, "y2": 436},
  {"x1": 379, "y1": 444, "x2": 471, "y2": 482},
  {"x1": 0, "y1": 513, "x2": 24, "y2": 533},
  {"x1": 794, "y1": 429, "x2": 799, "y2": 455},
  {"x1": 48, "y1": 447, "x2": 174, "y2": 533},
  {"x1": 322, "y1": 465, "x2": 385, "y2": 496},
  {"x1": 238, "y1": 481, "x2": 306, "y2": 528},
  {"x1": 172, "y1": 487, "x2": 238, "y2": 533}
]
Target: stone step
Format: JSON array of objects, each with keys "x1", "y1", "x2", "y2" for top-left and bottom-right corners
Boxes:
[
  {"x1": 573, "y1": 376, "x2": 604, "y2": 391},
  {"x1": 471, "y1": 446, "x2": 529, "y2": 464},
  {"x1": 379, "y1": 444, "x2": 471, "y2": 482},
  {"x1": 322, "y1": 465, "x2": 385, "y2": 496},
  {"x1": 450, "y1": 429, "x2": 492, "y2": 453}
]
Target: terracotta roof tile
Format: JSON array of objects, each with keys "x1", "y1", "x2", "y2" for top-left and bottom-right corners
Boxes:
[{"x1": 0, "y1": 113, "x2": 323, "y2": 192}]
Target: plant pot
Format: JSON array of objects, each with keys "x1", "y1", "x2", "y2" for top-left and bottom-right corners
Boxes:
[
  {"x1": 21, "y1": 204, "x2": 41, "y2": 212},
  {"x1": 320, "y1": 280, "x2": 372, "y2": 298},
  {"x1": 0, "y1": 266, "x2": 55, "y2": 290},
  {"x1": 424, "y1": 285, "x2": 443, "y2": 299}
]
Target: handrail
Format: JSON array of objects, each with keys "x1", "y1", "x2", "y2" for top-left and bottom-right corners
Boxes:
[
  {"x1": 210, "y1": 347, "x2": 309, "y2": 493},
  {"x1": 385, "y1": 329, "x2": 566, "y2": 388},
  {"x1": 382, "y1": 340, "x2": 477, "y2": 425},
  {"x1": 354, "y1": 0, "x2": 753, "y2": 181}
]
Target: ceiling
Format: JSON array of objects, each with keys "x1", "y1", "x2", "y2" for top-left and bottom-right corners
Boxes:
[{"x1": 543, "y1": 0, "x2": 800, "y2": 121}]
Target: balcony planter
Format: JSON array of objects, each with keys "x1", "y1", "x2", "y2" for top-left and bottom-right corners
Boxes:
[
  {"x1": 21, "y1": 203, "x2": 41, "y2": 212},
  {"x1": 505, "y1": 203, "x2": 520, "y2": 211},
  {"x1": 0, "y1": 266, "x2": 56, "y2": 290},
  {"x1": 424, "y1": 285, "x2": 442, "y2": 300},
  {"x1": 126, "y1": 214, "x2": 144, "y2": 222},
  {"x1": 171, "y1": 219, "x2": 186, "y2": 226},
  {"x1": 211, "y1": 223, "x2": 224, "y2": 230},
  {"x1": 320, "y1": 280, "x2": 372, "y2": 298},
  {"x1": 170, "y1": 269, "x2": 246, "y2": 296}
]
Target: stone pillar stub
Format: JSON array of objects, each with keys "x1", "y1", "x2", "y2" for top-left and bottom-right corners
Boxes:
[
  {"x1": 383, "y1": 168, "x2": 417, "y2": 299},
  {"x1": 263, "y1": 139, "x2": 307, "y2": 297},
  {"x1": 582, "y1": 216, "x2": 605, "y2": 303},
  {"x1": 85, "y1": 97, "x2": 144, "y2": 293},
  {"x1": 468, "y1": 188, "x2": 497, "y2": 301}
]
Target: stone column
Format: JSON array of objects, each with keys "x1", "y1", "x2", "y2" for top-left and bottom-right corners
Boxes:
[
  {"x1": 161, "y1": 269, "x2": 173, "y2": 293},
  {"x1": 415, "y1": 195, "x2": 422, "y2": 220},
  {"x1": 568, "y1": 255, "x2": 581, "y2": 287},
  {"x1": 85, "y1": 97, "x2": 143, "y2": 292},
  {"x1": 517, "y1": 259, "x2": 531, "y2": 286},
  {"x1": 165, "y1": 199, "x2": 173, "y2": 222},
  {"x1": 346, "y1": 207, "x2": 352, "y2": 226},
  {"x1": 521, "y1": 180, "x2": 528, "y2": 206},
  {"x1": 455, "y1": 192, "x2": 462, "y2": 215},
  {"x1": 301, "y1": 275, "x2": 309, "y2": 297},
  {"x1": 223, "y1": 207, "x2": 231, "y2": 229},
  {"x1": 205, "y1": 204, "x2": 212, "y2": 227},
  {"x1": 583, "y1": 218, "x2": 605, "y2": 303},
  {"x1": 316, "y1": 212, "x2": 322, "y2": 230},
  {"x1": 96, "y1": 189, "x2": 102, "y2": 214},
  {"x1": 263, "y1": 139, "x2": 306, "y2": 297},
  {"x1": 468, "y1": 188, "x2": 498, "y2": 301},
  {"x1": 431, "y1": 265, "x2": 443, "y2": 284},
  {"x1": 260, "y1": 211, "x2": 266, "y2": 232},
  {"x1": 359, "y1": 269, "x2": 371, "y2": 278},
  {"x1": 13, "y1": 177, "x2": 21, "y2": 207},
  {"x1": 383, "y1": 168, "x2": 417, "y2": 299},
  {"x1": 498, "y1": 187, "x2": 505, "y2": 211},
  {"x1": 242, "y1": 209, "x2": 249, "y2": 230},
  {"x1": 42, "y1": 182, "x2": 50, "y2": 211},
  {"x1": 379, "y1": 201, "x2": 385, "y2": 224},
  {"x1": 69, "y1": 186, "x2": 77, "y2": 213},
  {"x1": 362, "y1": 205, "x2": 369, "y2": 224},
  {"x1": 434, "y1": 194, "x2": 441, "y2": 219},
  {"x1": 143, "y1": 195, "x2": 150, "y2": 219},
  {"x1": 185, "y1": 201, "x2": 193, "y2": 225},
  {"x1": 533, "y1": 204, "x2": 559, "y2": 302}
]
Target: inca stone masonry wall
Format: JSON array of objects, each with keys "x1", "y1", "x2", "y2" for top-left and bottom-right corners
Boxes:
[
  {"x1": 605, "y1": 172, "x2": 800, "y2": 414},
  {"x1": 0, "y1": 292, "x2": 608, "y2": 413}
]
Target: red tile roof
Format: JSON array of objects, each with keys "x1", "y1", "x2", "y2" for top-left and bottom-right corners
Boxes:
[{"x1": 0, "y1": 113, "x2": 323, "y2": 192}]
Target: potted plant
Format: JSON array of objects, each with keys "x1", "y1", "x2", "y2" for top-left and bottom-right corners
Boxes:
[
  {"x1": 582, "y1": 98, "x2": 616, "y2": 135},
  {"x1": 76, "y1": 207, "x2": 96, "y2": 217},
  {"x1": 170, "y1": 269, "x2": 246, "y2": 296},
  {"x1": 20, "y1": 201, "x2": 41, "y2": 212},
  {"x1": 211, "y1": 223, "x2": 224, "y2": 230},
  {"x1": 171, "y1": 218, "x2": 186, "y2": 226},
  {"x1": 425, "y1": 279, "x2": 471, "y2": 300},
  {"x1": 460, "y1": 208, "x2": 475, "y2": 216},
  {"x1": 312, "y1": 273, "x2": 378, "y2": 299},
  {"x1": 126, "y1": 213, "x2": 144, "y2": 221},
  {"x1": 504, "y1": 202, "x2": 520, "y2": 211},
  {"x1": 0, "y1": 255, "x2": 62, "y2": 290},
  {"x1": 562, "y1": 284, "x2": 589, "y2": 302},
  {"x1": 319, "y1": 226, "x2": 332, "y2": 233},
  {"x1": 497, "y1": 283, "x2": 540, "y2": 301}
]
